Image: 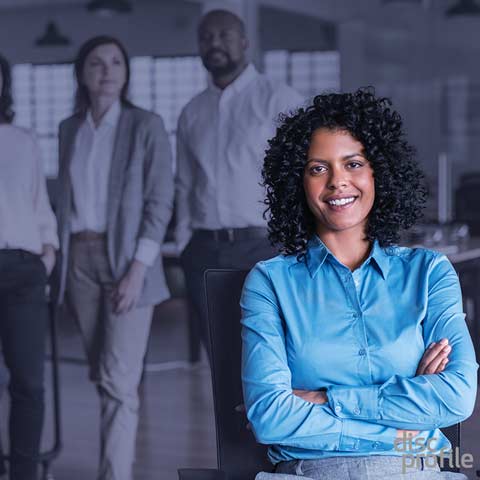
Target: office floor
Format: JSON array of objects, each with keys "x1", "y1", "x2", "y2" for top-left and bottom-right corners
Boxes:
[{"x1": 1, "y1": 295, "x2": 479, "y2": 480}]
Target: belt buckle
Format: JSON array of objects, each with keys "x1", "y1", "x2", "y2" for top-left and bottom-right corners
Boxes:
[{"x1": 227, "y1": 228, "x2": 234, "y2": 242}]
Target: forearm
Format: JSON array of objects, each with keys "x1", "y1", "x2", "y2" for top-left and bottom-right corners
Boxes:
[
  {"x1": 328, "y1": 257, "x2": 478, "y2": 432},
  {"x1": 245, "y1": 385, "x2": 397, "y2": 451},
  {"x1": 326, "y1": 364, "x2": 477, "y2": 430}
]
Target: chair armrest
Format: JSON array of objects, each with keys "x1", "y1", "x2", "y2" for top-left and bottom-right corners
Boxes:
[{"x1": 177, "y1": 468, "x2": 228, "y2": 480}]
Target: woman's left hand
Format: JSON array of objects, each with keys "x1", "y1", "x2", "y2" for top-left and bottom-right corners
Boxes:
[
  {"x1": 111, "y1": 260, "x2": 147, "y2": 314},
  {"x1": 416, "y1": 338, "x2": 451, "y2": 376},
  {"x1": 293, "y1": 389, "x2": 328, "y2": 404}
]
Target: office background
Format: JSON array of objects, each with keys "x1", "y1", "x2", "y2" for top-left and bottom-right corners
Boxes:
[{"x1": 0, "y1": 0, "x2": 479, "y2": 479}]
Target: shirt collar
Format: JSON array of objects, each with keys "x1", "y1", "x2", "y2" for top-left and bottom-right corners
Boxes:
[
  {"x1": 305, "y1": 236, "x2": 390, "y2": 279},
  {"x1": 208, "y1": 63, "x2": 258, "y2": 96},
  {"x1": 305, "y1": 236, "x2": 330, "y2": 278},
  {"x1": 86, "y1": 100, "x2": 122, "y2": 130},
  {"x1": 368, "y1": 240, "x2": 390, "y2": 279}
]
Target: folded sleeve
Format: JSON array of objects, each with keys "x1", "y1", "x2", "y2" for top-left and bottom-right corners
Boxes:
[
  {"x1": 327, "y1": 254, "x2": 478, "y2": 431},
  {"x1": 241, "y1": 262, "x2": 398, "y2": 452},
  {"x1": 134, "y1": 237, "x2": 160, "y2": 267}
]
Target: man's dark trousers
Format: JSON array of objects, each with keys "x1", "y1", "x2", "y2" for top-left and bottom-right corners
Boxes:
[{"x1": 181, "y1": 228, "x2": 277, "y2": 363}]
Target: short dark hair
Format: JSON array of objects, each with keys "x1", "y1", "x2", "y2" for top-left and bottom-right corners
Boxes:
[
  {"x1": 73, "y1": 35, "x2": 132, "y2": 115},
  {"x1": 0, "y1": 53, "x2": 14, "y2": 124},
  {"x1": 198, "y1": 9, "x2": 246, "y2": 36},
  {"x1": 262, "y1": 87, "x2": 427, "y2": 256}
]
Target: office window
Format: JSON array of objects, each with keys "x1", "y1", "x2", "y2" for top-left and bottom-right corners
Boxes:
[
  {"x1": 12, "y1": 56, "x2": 206, "y2": 177},
  {"x1": 11, "y1": 50, "x2": 339, "y2": 177},
  {"x1": 264, "y1": 50, "x2": 340, "y2": 99},
  {"x1": 12, "y1": 63, "x2": 74, "y2": 178},
  {"x1": 130, "y1": 56, "x2": 207, "y2": 151}
]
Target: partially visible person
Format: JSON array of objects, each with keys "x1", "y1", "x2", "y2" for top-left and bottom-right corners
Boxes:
[
  {"x1": 241, "y1": 88, "x2": 477, "y2": 479},
  {"x1": 0, "y1": 53, "x2": 58, "y2": 480},
  {"x1": 175, "y1": 9, "x2": 304, "y2": 361},
  {"x1": 54, "y1": 36, "x2": 173, "y2": 480}
]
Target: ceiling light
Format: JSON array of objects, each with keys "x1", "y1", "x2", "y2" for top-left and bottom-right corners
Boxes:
[
  {"x1": 86, "y1": 0, "x2": 133, "y2": 16},
  {"x1": 446, "y1": 0, "x2": 480, "y2": 16},
  {"x1": 35, "y1": 21, "x2": 71, "y2": 47}
]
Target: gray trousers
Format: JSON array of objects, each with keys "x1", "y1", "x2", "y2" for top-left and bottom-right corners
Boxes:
[
  {"x1": 274, "y1": 456, "x2": 468, "y2": 479},
  {"x1": 67, "y1": 237, "x2": 153, "y2": 480}
]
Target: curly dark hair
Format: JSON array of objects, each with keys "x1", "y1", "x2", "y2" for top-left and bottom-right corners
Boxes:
[
  {"x1": 0, "y1": 53, "x2": 14, "y2": 124},
  {"x1": 263, "y1": 87, "x2": 427, "y2": 256}
]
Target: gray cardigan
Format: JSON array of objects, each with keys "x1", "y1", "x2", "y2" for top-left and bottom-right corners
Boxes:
[{"x1": 54, "y1": 105, "x2": 174, "y2": 307}]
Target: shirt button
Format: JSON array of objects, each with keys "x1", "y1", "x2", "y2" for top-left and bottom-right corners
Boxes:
[
  {"x1": 335, "y1": 404, "x2": 342, "y2": 413},
  {"x1": 358, "y1": 348, "x2": 366, "y2": 356},
  {"x1": 373, "y1": 442, "x2": 380, "y2": 449},
  {"x1": 353, "y1": 407, "x2": 361, "y2": 415}
]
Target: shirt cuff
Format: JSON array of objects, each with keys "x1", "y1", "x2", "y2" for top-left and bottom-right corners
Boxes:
[
  {"x1": 134, "y1": 237, "x2": 160, "y2": 267},
  {"x1": 328, "y1": 385, "x2": 380, "y2": 421},
  {"x1": 339, "y1": 418, "x2": 396, "y2": 452}
]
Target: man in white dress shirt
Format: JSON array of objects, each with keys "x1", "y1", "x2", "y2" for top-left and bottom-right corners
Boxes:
[{"x1": 175, "y1": 9, "x2": 303, "y2": 361}]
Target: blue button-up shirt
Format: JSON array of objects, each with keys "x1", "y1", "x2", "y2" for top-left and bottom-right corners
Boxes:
[{"x1": 241, "y1": 237, "x2": 478, "y2": 464}]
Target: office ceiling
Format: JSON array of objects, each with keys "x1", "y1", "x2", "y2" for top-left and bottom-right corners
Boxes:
[{"x1": 0, "y1": 0, "x2": 80, "y2": 6}]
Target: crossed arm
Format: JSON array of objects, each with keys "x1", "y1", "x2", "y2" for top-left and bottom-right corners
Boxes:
[
  {"x1": 293, "y1": 339, "x2": 452, "y2": 440},
  {"x1": 241, "y1": 256, "x2": 478, "y2": 451}
]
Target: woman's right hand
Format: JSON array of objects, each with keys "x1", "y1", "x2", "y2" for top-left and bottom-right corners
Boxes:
[{"x1": 415, "y1": 338, "x2": 451, "y2": 376}]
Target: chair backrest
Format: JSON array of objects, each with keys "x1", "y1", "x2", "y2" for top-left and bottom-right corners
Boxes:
[
  {"x1": 439, "y1": 424, "x2": 461, "y2": 473},
  {"x1": 204, "y1": 269, "x2": 461, "y2": 478},
  {"x1": 205, "y1": 269, "x2": 271, "y2": 480}
]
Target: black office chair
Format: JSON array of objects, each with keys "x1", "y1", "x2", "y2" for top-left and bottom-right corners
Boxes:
[{"x1": 178, "y1": 269, "x2": 461, "y2": 479}]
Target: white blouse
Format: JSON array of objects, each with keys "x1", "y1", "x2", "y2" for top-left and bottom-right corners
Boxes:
[{"x1": 0, "y1": 124, "x2": 58, "y2": 254}]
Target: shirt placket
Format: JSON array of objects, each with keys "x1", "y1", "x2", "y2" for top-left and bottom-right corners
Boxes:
[
  {"x1": 341, "y1": 266, "x2": 374, "y2": 384},
  {"x1": 86, "y1": 127, "x2": 99, "y2": 230},
  {"x1": 216, "y1": 89, "x2": 232, "y2": 228}
]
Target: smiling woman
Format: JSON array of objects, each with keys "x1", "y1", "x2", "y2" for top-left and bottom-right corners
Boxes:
[
  {"x1": 240, "y1": 88, "x2": 477, "y2": 479},
  {"x1": 262, "y1": 87, "x2": 427, "y2": 260},
  {"x1": 303, "y1": 128, "x2": 375, "y2": 259}
]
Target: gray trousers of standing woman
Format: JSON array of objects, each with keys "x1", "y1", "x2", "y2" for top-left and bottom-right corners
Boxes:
[
  {"x1": 67, "y1": 236, "x2": 153, "y2": 480},
  {"x1": 266, "y1": 456, "x2": 468, "y2": 479}
]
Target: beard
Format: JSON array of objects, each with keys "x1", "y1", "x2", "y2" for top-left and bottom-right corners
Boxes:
[{"x1": 201, "y1": 49, "x2": 239, "y2": 77}]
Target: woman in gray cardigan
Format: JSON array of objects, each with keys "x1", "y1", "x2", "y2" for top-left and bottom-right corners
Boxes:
[{"x1": 55, "y1": 36, "x2": 173, "y2": 480}]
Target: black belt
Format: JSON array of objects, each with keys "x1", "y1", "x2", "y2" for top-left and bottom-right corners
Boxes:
[
  {"x1": 194, "y1": 227, "x2": 268, "y2": 242},
  {"x1": 70, "y1": 231, "x2": 106, "y2": 242},
  {"x1": 0, "y1": 249, "x2": 39, "y2": 259}
]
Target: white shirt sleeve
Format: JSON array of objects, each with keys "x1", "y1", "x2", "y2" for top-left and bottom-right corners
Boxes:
[
  {"x1": 174, "y1": 110, "x2": 194, "y2": 252},
  {"x1": 31, "y1": 135, "x2": 59, "y2": 249}
]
